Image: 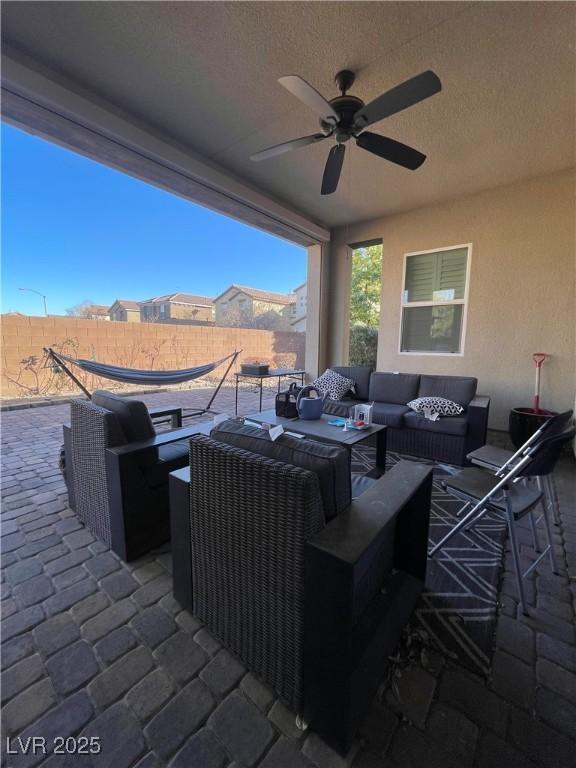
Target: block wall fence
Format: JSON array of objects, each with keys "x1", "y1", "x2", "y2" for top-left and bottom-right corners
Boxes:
[{"x1": 1, "y1": 315, "x2": 305, "y2": 398}]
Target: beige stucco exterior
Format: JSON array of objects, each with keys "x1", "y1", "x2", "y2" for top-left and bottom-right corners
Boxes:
[
  {"x1": 140, "y1": 301, "x2": 213, "y2": 323},
  {"x1": 109, "y1": 302, "x2": 141, "y2": 322},
  {"x1": 215, "y1": 287, "x2": 292, "y2": 328},
  {"x1": 326, "y1": 169, "x2": 575, "y2": 429}
]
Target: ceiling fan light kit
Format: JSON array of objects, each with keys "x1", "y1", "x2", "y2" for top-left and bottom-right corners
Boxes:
[{"x1": 251, "y1": 69, "x2": 442, "y2": 195}]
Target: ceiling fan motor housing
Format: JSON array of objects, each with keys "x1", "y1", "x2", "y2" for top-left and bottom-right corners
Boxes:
[{"x1": 320, "y1": 95, "x2": 365, "y2": 140}]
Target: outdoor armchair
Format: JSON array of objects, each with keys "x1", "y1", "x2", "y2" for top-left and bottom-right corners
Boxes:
[
  {"x1": 63, "y1": 394, "x2": 209, "y2": 560},
  {"x1": 170, "y1": 433, "x2": 433, "y2": 753}
]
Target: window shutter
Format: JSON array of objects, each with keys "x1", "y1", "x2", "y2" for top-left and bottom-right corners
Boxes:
[
  {"x1": 404, "y1": 254, "x2": 436, "y2": 302},
  {"x1": 436, "y1": 248, "x2": 468, "y2": 300}
]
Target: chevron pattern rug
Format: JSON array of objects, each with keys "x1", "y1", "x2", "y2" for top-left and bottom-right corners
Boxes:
[{"x1": 351, "y1": 445, "x2": 508, "y2": 676}]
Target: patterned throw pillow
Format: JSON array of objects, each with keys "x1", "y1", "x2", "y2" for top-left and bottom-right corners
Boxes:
[
  {"x1": 312, "y1": 369, "x2": 356, "y2": 401},
  {"x1": 407, "y1": 396, "x2": 464, "y2": 417}
]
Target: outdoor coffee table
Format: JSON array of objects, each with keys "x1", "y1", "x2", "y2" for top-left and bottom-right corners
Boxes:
[{"x1": 245, "y1": 409, "x2": 388, "y2": 477}]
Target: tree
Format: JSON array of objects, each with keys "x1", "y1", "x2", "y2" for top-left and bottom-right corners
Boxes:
[
  {"x1": 219, "y1": 307, "x2": 287, "y2": 331},
  {"x1": 349, "y1": 325, "x2": 378, "y2": 368},
  {"x1": 349, "y1": 245, "x2": 382, "y2": 327},
  {"x1": 66, "y1": 300, "x2": 95, "y2": 318},
  {"x1": 349, "y1": 245, "x2": 382, "y2": 367}
]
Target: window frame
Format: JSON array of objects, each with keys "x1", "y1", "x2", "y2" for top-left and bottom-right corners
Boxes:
[{"x1": 398, "y1": 243, "x2": 472, "y2": 357}]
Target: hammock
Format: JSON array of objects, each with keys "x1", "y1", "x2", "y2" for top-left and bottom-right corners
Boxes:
[
  {"x1": 45, "y1": 347, "x2": 240, "y2": 416},
  {"x1": 51, "y1": 350, "x2": 236, "y2": 386}
]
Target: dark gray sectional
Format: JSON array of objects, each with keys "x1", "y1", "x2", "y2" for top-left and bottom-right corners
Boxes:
[{"x1": 324, "y1": 366, "x2": 490, "y2": 465}]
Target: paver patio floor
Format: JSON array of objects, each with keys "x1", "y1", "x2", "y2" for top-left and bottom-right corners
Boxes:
[{"x1": 1, "y1": 385, "x2": 575, "y2": 767}]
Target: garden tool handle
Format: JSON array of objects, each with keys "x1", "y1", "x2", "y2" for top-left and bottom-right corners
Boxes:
[{"x1": 532, "y1": 352, "x2": 548, "y2": 414}]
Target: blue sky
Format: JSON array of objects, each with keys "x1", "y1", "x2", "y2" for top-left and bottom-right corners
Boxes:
[{"x1": 1, "y1": 124, "x2": 306, "y2": 316}]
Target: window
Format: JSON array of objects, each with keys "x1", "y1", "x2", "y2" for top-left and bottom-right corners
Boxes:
[{"x1": 400, "y1": 245, "x2": 470, "y2": 354}]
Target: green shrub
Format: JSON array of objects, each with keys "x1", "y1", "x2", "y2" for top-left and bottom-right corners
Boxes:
[{"x1": 349, "y1": 324, "x2": 378, "y2": 368}]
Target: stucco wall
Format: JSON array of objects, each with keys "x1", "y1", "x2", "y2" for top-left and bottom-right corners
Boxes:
[
  {"x1": 110, "y1": 308, "x2": 140, "y2": 322},
  {"x1": 329, "y1": 169, "x2": 575, "y2": 429},
  {"x1": 1, "y1": 315, "x2": 305, "y2": 398},
  {"x1": 170, "y1": 304, "x2": 213, "y2": 322},
  {"x1": 214, "y1": 291, "x2": 250, "y2": 324}
]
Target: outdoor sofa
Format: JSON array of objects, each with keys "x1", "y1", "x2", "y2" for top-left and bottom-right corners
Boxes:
[
  {"x1": 323, "y1": 366, "x2": 490, "y2": 465},
  {"x1": 170, "y1": 420, "x2": 433, "y2": 753}
]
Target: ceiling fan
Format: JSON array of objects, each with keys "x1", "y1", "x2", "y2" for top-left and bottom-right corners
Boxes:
[{"x1": 250, "y1": 69, "x2": 442, "y2": 195}]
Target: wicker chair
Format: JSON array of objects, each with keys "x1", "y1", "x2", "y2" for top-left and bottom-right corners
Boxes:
[
  {"x1": 171, "y1": 433, "x2": 433, "y2": 753},
  {"x1": 63, "y1": 397, "x2": 209, "y2": 561}
]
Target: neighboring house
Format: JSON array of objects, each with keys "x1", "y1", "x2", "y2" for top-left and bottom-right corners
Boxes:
[
  {"x1": 109, "y1": 299, "x2": 141, "y2": 322},
  {"x1": 291, "y1": 314, "x2": 306, "y2": 333},
  {"x1": 293, "y1": 282, "x2": 307, "y2": 319},
  {"x1": 289, "y1": 282, "x2": 307, "y2": 331},
  {"x1": 84, "y1": 304, "x2": 110, "y2": 321},
  {"x1": 139, "y1": 293, "x2": 213, "y2": 323},
  {"x1": 214, "y1": 285, "x2": 295, "y2": 328},
  {"x1": 281, "y1": 300, "x2": 297, "y2": 323}
]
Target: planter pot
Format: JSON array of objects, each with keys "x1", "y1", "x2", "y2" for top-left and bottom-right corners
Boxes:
[
  {"x1": 509, "y1": 407, "x2": 556, "y2": 449},
  {"x1": 241, "y1": 364, "x2": 269, "y2": 376}
]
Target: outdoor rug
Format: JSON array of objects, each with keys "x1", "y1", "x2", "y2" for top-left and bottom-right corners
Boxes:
[{"x1": 351, "y1": 445, "x2": 508, "y2": 676}]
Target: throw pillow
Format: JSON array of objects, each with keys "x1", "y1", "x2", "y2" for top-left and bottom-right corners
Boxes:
[
  {"x1": 312, "y1": 368, "x2": 356, "y2": 401},
  {"x1": 407, "y1": 396, "x2": 464, "y2": 417}
]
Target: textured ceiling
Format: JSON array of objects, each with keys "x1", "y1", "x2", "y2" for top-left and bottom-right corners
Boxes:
[{"x1": 2, "y1": 1, "x2": 575, "y2": 228}]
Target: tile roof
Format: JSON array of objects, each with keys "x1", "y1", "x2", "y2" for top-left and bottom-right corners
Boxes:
[
  {"x1": 86, "y1": 304, "x2": 110, "y2": 315},
  {"x1": 214, "y1": 284, "x2": 295, "y2": 305},
  {"x1": 142, "y1": 293, "x2": 213, "y2": 305},
  {"x1": 112, "y1": 299, "x2": 141, "y2": 310}
]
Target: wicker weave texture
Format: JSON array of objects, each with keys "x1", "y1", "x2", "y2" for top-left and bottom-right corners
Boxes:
[
  {"x1": 189, "y1": 435, "x2": 324, "y2": 710},
  {"x1": 70, "y1": 400, "x2": 123, "y2": 546},
  {"x1": 387, "y1": 426, "x2": 465, "y2": 465}
]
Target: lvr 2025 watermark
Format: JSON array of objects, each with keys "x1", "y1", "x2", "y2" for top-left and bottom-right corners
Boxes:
[{"x1": 6, "y1": 736, "x2": 101, "y2": 756}]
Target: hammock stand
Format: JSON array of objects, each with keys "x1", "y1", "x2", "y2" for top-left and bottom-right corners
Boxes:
[{"x1": 44, "y1": 347, "x2": 241, "y2": 420}]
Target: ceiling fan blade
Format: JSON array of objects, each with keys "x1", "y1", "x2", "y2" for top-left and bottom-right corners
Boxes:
[
  {"x1": 354, "y1": 70, "x2": 441, "y2": 129},
  {"x1": 356, "y1": 132, "x2": 426, "y2": 170},
  {"x1": 279, "y1": 75, "x2": 339, "y2": 122},
  {"x1": 250, "y1": 133, "x2": 326, "y2": 162},
  {"x1": 321, "y1": 144, "x2": 346, "y2": 195}
]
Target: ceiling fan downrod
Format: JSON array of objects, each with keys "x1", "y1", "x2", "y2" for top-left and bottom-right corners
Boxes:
[{"x1": 334, "y1": 69, "x2": 356, "y2": 96}]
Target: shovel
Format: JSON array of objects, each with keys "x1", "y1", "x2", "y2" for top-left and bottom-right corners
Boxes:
[{"x1": 532, "y1": 352, "x2": 548, "y2": 414}]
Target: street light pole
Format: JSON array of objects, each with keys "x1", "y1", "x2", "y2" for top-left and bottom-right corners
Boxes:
[{"x1": 18, "y1": 287, "x2": 48, "y2": 316}]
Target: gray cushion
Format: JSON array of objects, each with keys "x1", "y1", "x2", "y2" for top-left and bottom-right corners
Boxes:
[
  {"x1": 371, "y1": 403, "x2": 412, "y2": 428},
  {"x1": 211, "y1": 419, "x2": 351, "y2": 521},
  {"x1": 403, "y1": 411, "x2": 468, "y2": 436},
  {"x1": 91, "y1": 390, "x2": 155, "y2": 443},
  {"x1": 331, "y1": 366, "x2": 373, "y2": 400},
  {"x1": 147, "y1": 441, "x2": 190, "y2": 487},
  {"x1": 417, "y1": 375, "x2": 477, "y2": 408},
  {"x1": 92, "y1": 390, "x2": 157, "y2": 468},
  {"x1": 351, "y1": 474, "x2": 377, "y2": 499},
  {"x1": 322, "y1": 397, "x2": 358, "y2": 418},
  {"x1": 158, "y1": 441, "x2": 189, "y2": 464},
  {"x1": 369, "y1": 373, "x2": 420, "y2": 405}
]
